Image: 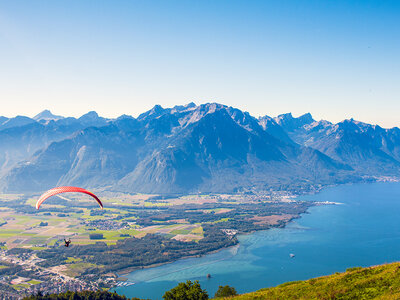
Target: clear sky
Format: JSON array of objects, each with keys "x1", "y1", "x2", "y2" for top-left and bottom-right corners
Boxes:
[{"x1": 0, "y1": 0, "x2": 399, "y2": 127}]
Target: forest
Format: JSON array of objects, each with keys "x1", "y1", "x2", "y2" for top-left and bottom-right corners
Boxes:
[{"x1": 36, "y1": 225, "x2": 237, "y2": 276}]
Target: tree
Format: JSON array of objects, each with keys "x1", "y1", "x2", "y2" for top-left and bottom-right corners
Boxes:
[
  {"x1": 163, "y1": 280, "x2": 208, "y2": 300},
  {"x1": 89, "y1": 233, "x2": 104, "y2": 240},
  {"x1": 23, "y1": 290, "x2": 141, "y2": 300},
  {"x1": 214, "y1": 285, "x2": 238, "y2": 298}
]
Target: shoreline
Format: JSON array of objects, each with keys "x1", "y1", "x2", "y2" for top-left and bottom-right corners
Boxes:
[
  {"x1": 112, "y1": 179, "x2": 400, "y2": 289},
  {"x1": 117, "y1": 242, "x2": 241, "y2": 276},
  {"x1": 112, "y1": 206, "x2": 313, "y2": 283},
  {"x1": 110, "y1": 181, "x2": 400, "y2": 298}
]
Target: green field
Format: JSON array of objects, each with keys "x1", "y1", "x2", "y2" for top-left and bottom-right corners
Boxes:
[
  {"x1": 65, "y1": 257, "x2": 83, "y2": 263},
  {"x1": 27, "y1": 280, "x2": 41, "y2": 285},
  {"x1": 64, "y1": 262, "x2": 99, "y2": 277},
  {"x1": 13, "y1": 283, "x2": 30, "y2": 290}
]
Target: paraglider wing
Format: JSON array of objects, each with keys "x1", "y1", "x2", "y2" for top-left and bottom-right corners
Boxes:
[{"x1": 36, "y1": 186, "x2": 103, "y2": 210}]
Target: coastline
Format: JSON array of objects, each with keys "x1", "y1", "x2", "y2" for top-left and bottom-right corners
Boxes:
[
  {"x1": 112, "y1": 204, "x2": 313, "y2": 280},
  {"x1": 111, "y1": 178, "x2": 400, "y2": 288},
  {"x1": 110, "y1": 209, "x2": 314, "y2": 293},
  {"x1": 117, "y1": 243, "x2": 241, "y2": 276},
  {"x1": 112, "y1": 181, "x2": 400, "y2": 299}
]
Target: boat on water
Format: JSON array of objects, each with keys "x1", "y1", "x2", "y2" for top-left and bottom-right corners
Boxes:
[{"x1": 290, "y1": 253, "x2": 295, "y2": 258}]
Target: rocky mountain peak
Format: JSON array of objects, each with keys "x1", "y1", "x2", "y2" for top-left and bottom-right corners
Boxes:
[
  {"x1": 274, "y1": 112, "x2": 314, "y2": 131},
  {"x1": 33, "y1": 110, "x2": 64, "y2": 121}
]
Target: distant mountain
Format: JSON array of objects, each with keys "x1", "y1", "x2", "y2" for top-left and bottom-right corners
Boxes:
[
  {"x1": 78, "y1": 111, "x2": 109, "y2": 127},
  {"x1": 0, "y1": 116, "x2": 8, "y2": 125},
  {"x1": 258, "y1": 115, "x2": 295, "y2": 145},
  {"x1": 0, "y1": 103, "x2": 399, "y2": 194},
  {"x1": 33, "y1": 110, "x2": 64, "y2": 122},
  {"x1": 0, "y1": 116, "x2": 36, "y2": 131},
  {"x1": 274, "y1": 112, "x2": 314, "y2": 132},
  {"x1": 278, "y1": 114, "x2": 400, "y2": 175},
  {"x1": 117, "y1": 105, "x2": 350, "y2": 194},
  {"x1": 0, "y1": 112, "x2": 111, "y2": 181},
  {"x1": 3, "y1": 125, "x2": 140, "y2": 192}
]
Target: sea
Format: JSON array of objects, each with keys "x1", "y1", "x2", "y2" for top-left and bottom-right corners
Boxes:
[{"x1": 114, "y1": 182, "x2": 400, "y2": 299}]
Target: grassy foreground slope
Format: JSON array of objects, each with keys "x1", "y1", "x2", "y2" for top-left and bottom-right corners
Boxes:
[{"x1": 231, "y1": 262, "x2": 400, "y2": 300}]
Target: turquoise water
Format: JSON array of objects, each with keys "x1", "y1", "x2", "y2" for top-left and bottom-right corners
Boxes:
[{"x1": 114, "y1": 182, "x2": 400, "y2": 299}]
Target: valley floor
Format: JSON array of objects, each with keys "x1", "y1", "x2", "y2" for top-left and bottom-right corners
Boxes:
[{"x1": 0, "y1": 191, "x2": 313, "y2": 297}]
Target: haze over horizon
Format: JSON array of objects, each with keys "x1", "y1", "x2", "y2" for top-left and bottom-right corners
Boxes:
[{"x1": 0, "y1": 0, "x2": 399, "y2": 127}]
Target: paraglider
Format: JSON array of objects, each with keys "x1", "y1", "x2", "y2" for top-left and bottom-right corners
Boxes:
[
  {"x1": 36, "y1": 186, "x2": 103, "y2": 210},
  {"x1": 37, "y1": 186, "x2": 103, "y2": 249}
]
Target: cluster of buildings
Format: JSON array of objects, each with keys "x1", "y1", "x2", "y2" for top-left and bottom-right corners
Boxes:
[
  {"x1": 27, "y1": 277, "x2": 99, "y2": 296},
  {"x1": 221, "y1": 229, "x2": 238, "y2": 237},
  {"x1": 0, "y1": 249, "x2": 113, "y2": 299},
  {"x1": 84, "y1": 219, "x2": 130, "y2": 231},
  {"x1": 0, "y1": 268, "x2": 106, "y2": 299}
]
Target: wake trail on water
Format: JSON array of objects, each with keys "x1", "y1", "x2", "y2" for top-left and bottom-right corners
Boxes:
[{"x1": 129, "y1": 245, "x2": 240, "y2": 284}]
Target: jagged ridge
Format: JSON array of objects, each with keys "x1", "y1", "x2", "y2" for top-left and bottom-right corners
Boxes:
[{"x1": 1, "y1": 103, "x2": 399, "y2": 194}]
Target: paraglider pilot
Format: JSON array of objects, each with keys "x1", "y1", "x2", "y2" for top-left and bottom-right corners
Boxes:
[{"x1": 64, "y1": 238, "x2": 71, "y2": 247}]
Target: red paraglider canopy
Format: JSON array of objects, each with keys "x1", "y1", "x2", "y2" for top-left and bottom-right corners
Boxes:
[{"x1": 36, "y1": 186, "x2": 103, "y2": 210}]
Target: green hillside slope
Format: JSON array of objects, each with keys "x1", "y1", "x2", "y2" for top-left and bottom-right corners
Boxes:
[{"x1": 229, "y1": 262, "x2": 400, "y2": 300}]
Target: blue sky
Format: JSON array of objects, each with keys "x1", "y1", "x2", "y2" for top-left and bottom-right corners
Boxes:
[{"x1": 0, "y1": 0, "x2": 399, "y2": 127}]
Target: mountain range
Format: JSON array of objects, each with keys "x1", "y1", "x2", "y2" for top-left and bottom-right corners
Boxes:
[{"x1": 1, "y1": 103, "x2": 399, "y2": 194}]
